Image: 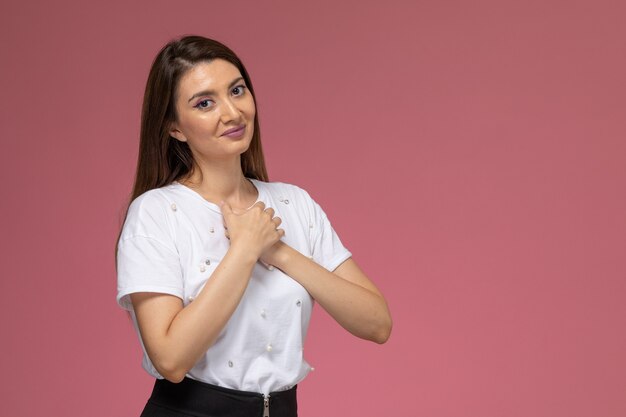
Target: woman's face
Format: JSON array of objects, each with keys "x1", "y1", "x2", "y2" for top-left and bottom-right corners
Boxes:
[{"x1": 169, "y1": 59, "x2": 256, "y2": 162}]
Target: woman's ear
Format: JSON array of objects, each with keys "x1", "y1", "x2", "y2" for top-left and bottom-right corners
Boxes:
[{"x1": 169, "y1": 123, "x2": 187, "y2": 142}]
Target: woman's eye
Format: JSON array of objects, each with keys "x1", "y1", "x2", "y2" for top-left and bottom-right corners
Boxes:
[
  {"x1": 194, "y1": 99, "x2": 214, "y2": 109},
  {"x1": 232, "y1": 85, "x2": 246, "y2": 96}
]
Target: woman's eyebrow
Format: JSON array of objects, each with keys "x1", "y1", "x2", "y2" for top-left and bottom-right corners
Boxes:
[{"x1": 187, "y1": 77, "x2": 245, "y2": 103}]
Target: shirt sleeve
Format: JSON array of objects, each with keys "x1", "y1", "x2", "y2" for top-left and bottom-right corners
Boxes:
[
  {"x1": 305, "y1": 190, "x2": 352, "y2": 272},
  {"x1": 116, "y1": 192, "x2": 183, "y2": 311}
]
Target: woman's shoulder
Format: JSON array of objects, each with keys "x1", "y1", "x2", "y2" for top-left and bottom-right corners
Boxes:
[
  {"x1": 127, "y1": 184, "x2": 179, "y2": 214},
  {"x1": 252, "y1": 179, "x2": 315, "y2": 203},
  {"x1": 122, "y1": 184, "x2": 181, "y2": 237}
]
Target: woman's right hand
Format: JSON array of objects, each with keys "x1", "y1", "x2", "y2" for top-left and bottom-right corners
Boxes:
[{"x1": 220, "y1": 201, "x2": 284, "y2": 260}]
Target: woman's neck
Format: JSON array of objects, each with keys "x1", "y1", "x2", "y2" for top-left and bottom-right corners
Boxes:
[{"x1": 180, "y1": 157, "x2": 257, "y2": 211}]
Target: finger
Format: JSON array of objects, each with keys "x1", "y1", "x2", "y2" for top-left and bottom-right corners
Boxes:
[
  {"x1": 219, "y1": 200, "x2": 234, "y2": 217},
  {"x1": 251, "y1": 201, "x2": 266, "y2": 211},
  {"x1": 272, "y1": 216, "x2": 282, "y2": 227},
  {"x1": 264, "y1": 207, "x2": 275, "y2": 218},
  {"x1": 276, "y1": 228, "x2": 285, "y2": 238}
]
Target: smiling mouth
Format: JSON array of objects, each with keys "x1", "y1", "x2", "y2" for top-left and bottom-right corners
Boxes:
[{"x1": 221, "y1": 125, "x2": 245, "y2": 136}]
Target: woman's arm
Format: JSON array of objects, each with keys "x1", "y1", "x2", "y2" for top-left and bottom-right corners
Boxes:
[
  {"x1": 263, "y1": 242, "x2": 392, "y2": 344},
  {"x1": 130, "y1": 201, "x2": 282, "y2": 383}
]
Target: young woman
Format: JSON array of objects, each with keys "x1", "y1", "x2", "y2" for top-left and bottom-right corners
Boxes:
[{"x1": 116, "y1": 35, "x2": 392, "y2": 417}]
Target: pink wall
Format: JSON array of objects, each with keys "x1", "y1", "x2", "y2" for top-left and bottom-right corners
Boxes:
[{"x1": 2, "y1": 1, "x2": 625, "y2": 416}]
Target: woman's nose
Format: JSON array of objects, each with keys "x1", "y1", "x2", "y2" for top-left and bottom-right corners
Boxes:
[{"x1": 220, "y1": 98, "x2": 241, "y2": 123}]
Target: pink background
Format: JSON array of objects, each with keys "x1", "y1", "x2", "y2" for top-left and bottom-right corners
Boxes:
[{"x1": 2, "y1": 1, "x2": 625, "y2": 416}]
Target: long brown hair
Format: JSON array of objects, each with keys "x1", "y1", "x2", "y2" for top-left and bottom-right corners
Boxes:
[
  {"x1": 117, "y1": 36, "x2": 268, "y2": 255},
  {"x1": 133, "y1": 35, "x2": 267, "y2": 201}
]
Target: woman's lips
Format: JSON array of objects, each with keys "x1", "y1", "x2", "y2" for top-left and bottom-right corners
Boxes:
[{"x1": 221, "y1": 125, "x2": 245, "y2": 138}]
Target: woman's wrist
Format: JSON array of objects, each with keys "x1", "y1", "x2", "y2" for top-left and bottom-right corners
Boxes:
[
  {"x1": 227, "y1": 241, "x2": 261, "y2": 266},
  {"x1": 262, "y1": 240, "x2": 294, "y2": 269}
]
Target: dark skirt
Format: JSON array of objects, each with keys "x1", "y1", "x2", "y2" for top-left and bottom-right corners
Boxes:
[{"x1": 140, "y1": 377, "x2": 298, "y2": 417}]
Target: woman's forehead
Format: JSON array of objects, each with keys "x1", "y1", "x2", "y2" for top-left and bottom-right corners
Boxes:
[{"x1": 178, "y1": 59, "x2": 242, "y2": 93}]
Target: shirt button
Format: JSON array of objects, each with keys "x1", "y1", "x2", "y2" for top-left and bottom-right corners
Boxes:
[
  {"x1": 200, "y1": 265, "x2": 206, "y2": 273},
  {"x1": 170, "y1": 203, "x2": 177, "y2": 211},
  {"x1": 205, "y1": 258, "x2": 211, "y2": 266},
  {"x1": 209, "y1": 227, "x2": 215, "y2": 233},
  {"x1": 296, "y1": 300, "x2": 302, "y2": 307},
  {"x1": 188, "y1": 296, "x2": 195, "y2": 302},
  {"x1": 228, "y1": 361, "x2": 233, "y2": 368},
  {"x1": 260, "y1": 309, "x2": 266, "y2": 318},
  {"x1": 266, "y1": 344, "x2": 273, "y2": 352}
]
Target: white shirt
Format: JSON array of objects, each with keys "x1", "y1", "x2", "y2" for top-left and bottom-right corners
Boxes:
[{"x1": 116, "y1": 179, "x2": 351, "y2": 394}]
